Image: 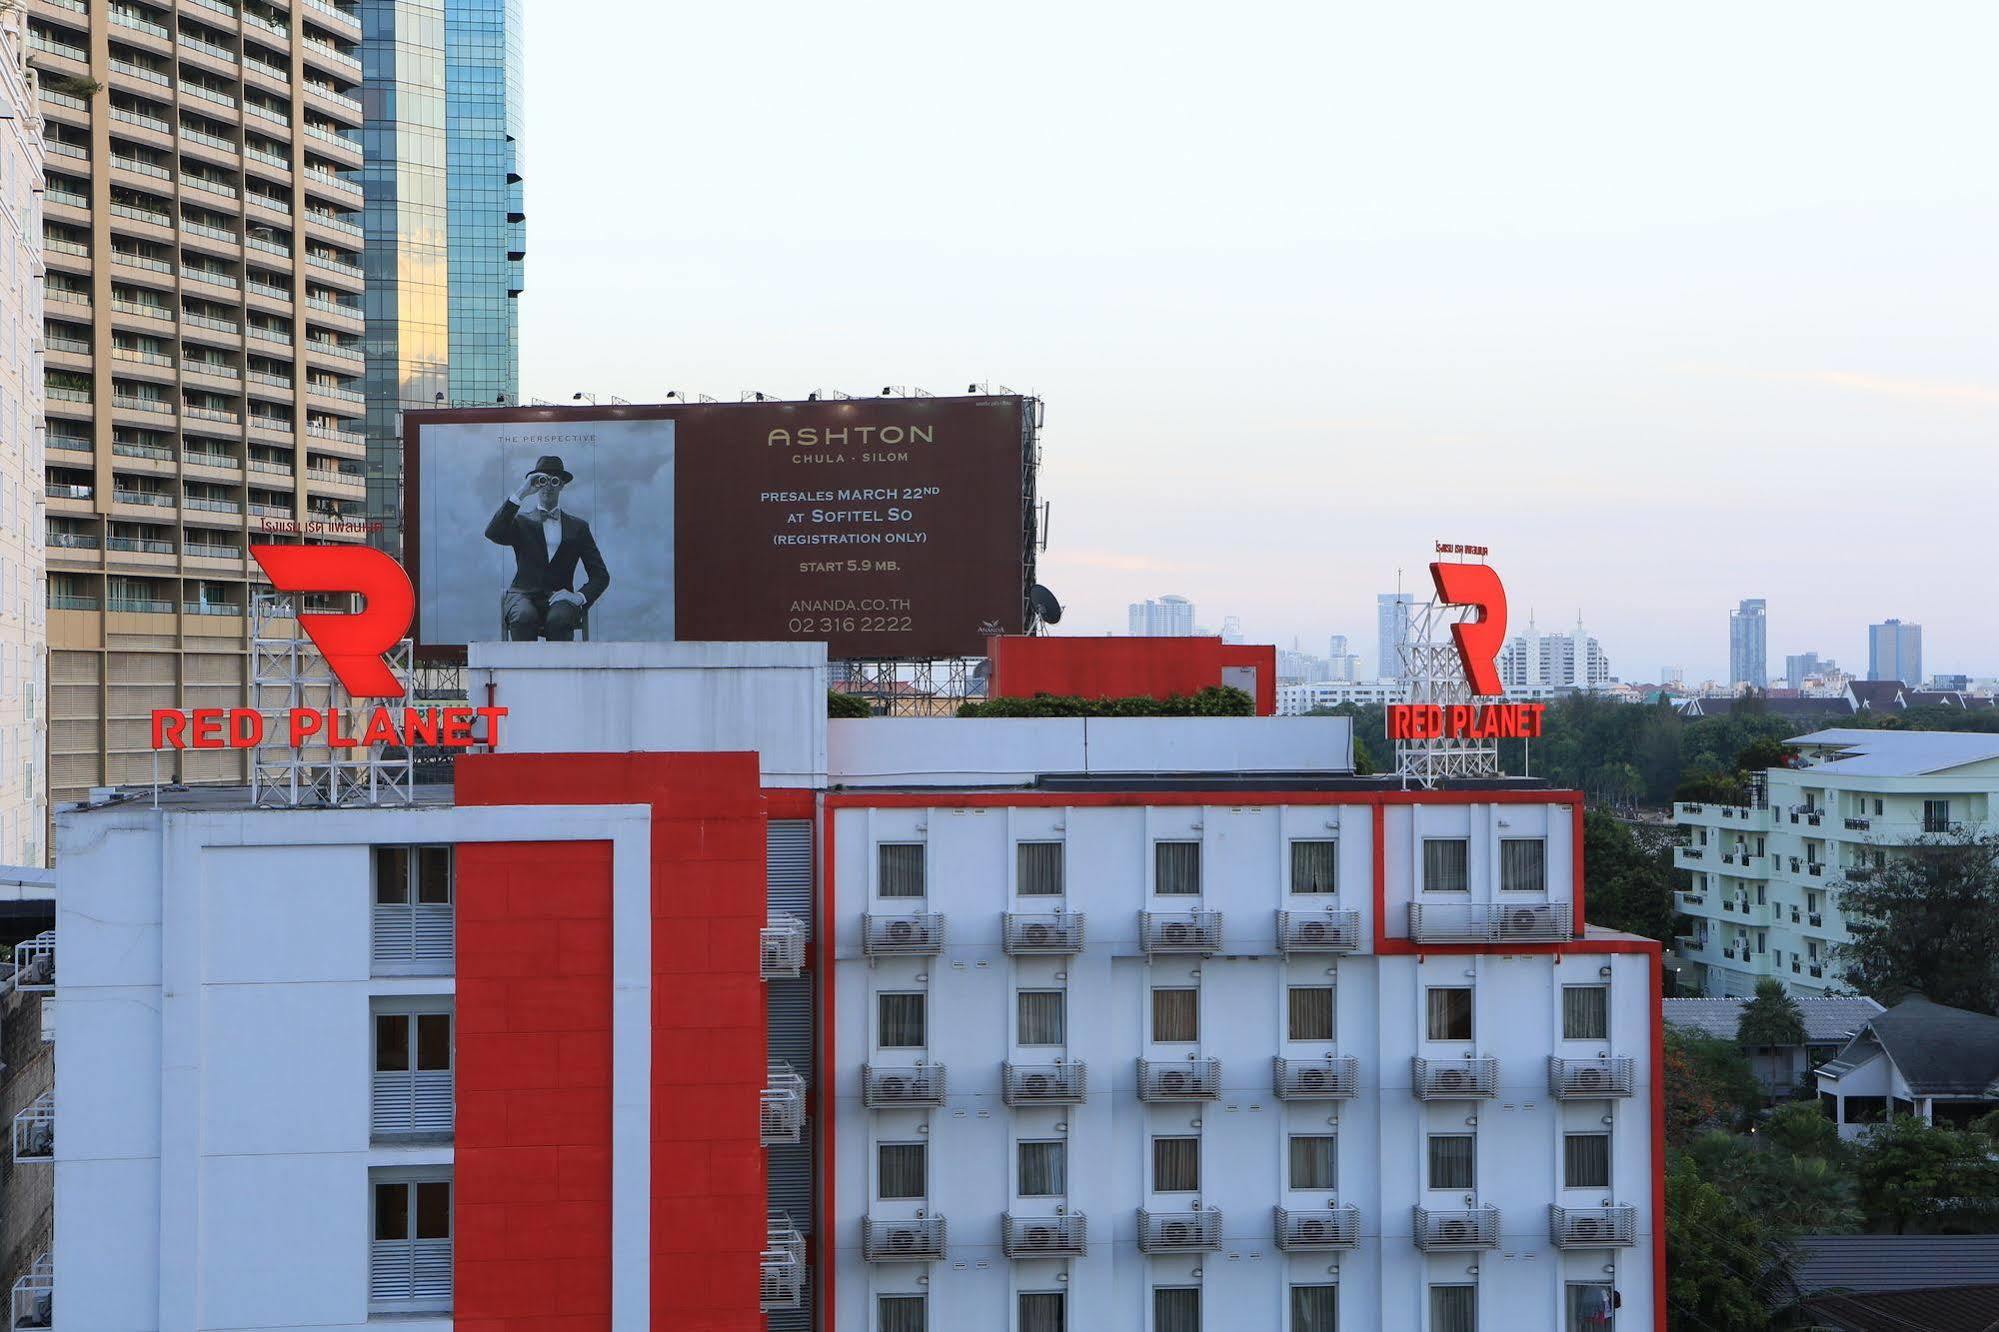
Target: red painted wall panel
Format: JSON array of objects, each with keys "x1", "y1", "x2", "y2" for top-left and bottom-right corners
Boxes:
[
  {"x1": 987, "y1": 634, "x2": 1278, "y2": 714},
  {"x1": 458, "y1": 752, "x2": 770, "y2": 1331},
  {"x1": 454, "y1": 838, "x2": 615, "y2": 1332}
]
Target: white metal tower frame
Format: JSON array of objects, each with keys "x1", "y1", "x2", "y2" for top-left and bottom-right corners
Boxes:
[
  {"x1": 249, "y1": 591, "x2": 416, "y2": 807},
  {"x1": 1395, "y1": 591, "x2": 1502, "y2": 787}
]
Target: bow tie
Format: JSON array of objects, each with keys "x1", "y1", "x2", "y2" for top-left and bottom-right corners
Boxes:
[{"x1": 533, "y1": 506, "x2": 563, "y2": 523}]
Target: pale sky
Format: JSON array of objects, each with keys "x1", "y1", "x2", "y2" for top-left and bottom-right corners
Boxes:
[{"x1": 518, "y1": 1, "x2": 1999, "y2": 684}]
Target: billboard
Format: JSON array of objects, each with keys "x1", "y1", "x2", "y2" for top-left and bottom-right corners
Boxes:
[{"x1": 406, "y1": 396, "x2": 1032, "y2": 659}]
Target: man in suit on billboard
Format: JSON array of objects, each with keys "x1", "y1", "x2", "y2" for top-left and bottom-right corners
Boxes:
[{"x1": 484, "y1": 453, "x2": 610, "y2": 641}]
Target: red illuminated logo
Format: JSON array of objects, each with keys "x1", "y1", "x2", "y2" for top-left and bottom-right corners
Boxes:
[
  {"x1": 1429, "y1": 560, "x2": 1506, "y2": 697},
  {"x1": 251, "y1": 545, "x2": 414, "y2": 698}
]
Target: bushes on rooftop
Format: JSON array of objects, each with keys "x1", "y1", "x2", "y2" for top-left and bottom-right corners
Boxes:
[{"x1": 956, "y1": 685, "x2": 1254, "y2": 719}]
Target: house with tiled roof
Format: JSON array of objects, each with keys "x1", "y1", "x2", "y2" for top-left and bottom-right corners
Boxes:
[{"x1": 1815, "y1": 995, "x2": 1999, "y2": 1138}]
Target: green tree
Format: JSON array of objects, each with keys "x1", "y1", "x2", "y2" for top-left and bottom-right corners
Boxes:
[
  {"x1": 1852, "y1": 1116, "x2": 1999, "y2": 1233},
  {"x1": 1666, "y1": 1153, "x2": 1793, "y2": 1332},
  {"x1": 1764, "y1": 1100, "x2": 1843, "y2": 1160},
  {"x1": 1665, "y1": 1029, "x2": 1762, "y2": 1146},
  {"x1": 1686, "y1": 1131, "x2": 1859, "y2": 1235},
  {"x1": 1836, "y1": 831, "x2": 1999, "y2": 1015},
  {"x1": 1581, "y1": 810, "x2": 1676, "y2": 944},
  {"x1": 1736, "y1": 979, "x2": 1808, "y2": 1093}
]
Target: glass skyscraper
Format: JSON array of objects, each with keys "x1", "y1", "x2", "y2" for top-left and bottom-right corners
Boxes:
[{"x1": 359, "y1": 0, "x2": 523, "y2": 555}]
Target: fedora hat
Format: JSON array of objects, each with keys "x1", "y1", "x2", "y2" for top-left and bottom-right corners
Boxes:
[{"x1": 526, "y1": 454, "x2": 574, "y2": 484}]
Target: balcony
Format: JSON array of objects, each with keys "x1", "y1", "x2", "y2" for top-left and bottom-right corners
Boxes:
[
  {"x1": 12, "y1": 1093, "x2": 52, "y2": 1163},
  {"x1": 1272, "y1": 1055, "x2": 1358, "y2": 1100},
  {"x1": 760, "y1": 1214, "x2": 805, "y2": 1311},
  {"x1": 1549, "y1": 1204, "x2": 1638, "y2": 1248},
  {"x1": 1002, "y1": 1061, "x2": 1087, "y2": 1106},
  {"x1": 1274, "y1": 1205, "x2": 1360, "y2": 1251},
  {"x1": 861, "y1": 912, "x2": 944, "y2": 957},
  {"x1": 1139, "y1": 909, "x2": 1223, "y2": 956},
  {"x1": 760, "y1": 913, "x2": 806, "y2": 979},
  {"x1": 1001, "y1": 911, "x2": 1085, "y2": 956},
  {"x1": 761, "y1": 1063, "x2": 805, "y2": 1146},
  {"x1": 1413, "y1": 1205, "x2": 1500, "y2": 1250},
  {"x1": 9, "y1": 1254, "x2": 51, "y2": 1330},
  {"x1": 862, "y1": 1216, "x2": 946, "y2": 1262},
  {"x1": 1407, "y1": 902, "x2": 1570, "y2": 944},
  {"x1": 11, "y1": 931, "x2": 53, "y2": 993},
  {"x1": 1675, "y1": 846, "x2": 1705, "y2": 864},
  {"x1": 1137, "y1": 1208, "x2": 1222, "y2": 1254},
  {"x1": 1845, "y1": 817, "x2": 1871, "y2": 831},
  {"x1": 1136, "y1": 1057, "x2": 1221, "y2": 1101},
  {"x1": 1548, "y1": 1056, "x2": 1635, "y2": 1099},
  {"x1": 862, "y1": 1064, "x2": 946, "y2": 1109},
  {"x1": 1410, "y1": 1056, "x2": 1498, "y2": 1100},
  {"x1": 1002, "y1": 1213, "x2": 1087, "y2": 1259},
  {"x1": 1276, "y1": 908, "x2": 1361, "y2": 954}
]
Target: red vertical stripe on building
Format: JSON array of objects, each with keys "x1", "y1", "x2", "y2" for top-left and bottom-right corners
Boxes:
[
  {"x1": 454, "y1": 838, "x2": 616, "y2": 1332},
  {"x1": 459, "y1": 752, "x2": 769, "y2": 1331}
]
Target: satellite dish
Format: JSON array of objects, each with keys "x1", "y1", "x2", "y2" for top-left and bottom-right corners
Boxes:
[{"x1": 1030, "y1": 584, "x2": 1064, "y2": 625}]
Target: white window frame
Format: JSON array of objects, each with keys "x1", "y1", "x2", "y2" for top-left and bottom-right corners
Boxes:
[{"x1": 368, "y1": 1166, "x2": 452, "y2": 1315}]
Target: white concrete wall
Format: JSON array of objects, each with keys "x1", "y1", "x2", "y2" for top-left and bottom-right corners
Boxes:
[
  {"x1": 472, "y1": 639, "x2": 830, "y2": 785},
  {"x1": 829, "y1": 716, "x2": 1354, "y2": 787},
  {"x1": 830, "y1": 799, "x2": 1655, "y2": 1331},
  {"x1": 52, "y1": 800, "x2": 654, "y2": 1332}
]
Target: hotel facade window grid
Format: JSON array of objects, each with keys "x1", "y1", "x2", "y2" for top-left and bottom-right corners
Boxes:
[
  {"x1": 1563, "y1": 985, "x2": 1609, "y2": 1041},
  {"x1": 1016, "y1": 841, "x2": 1063, "y2": 895},
  {"x1": 1426, "y1": 986, "x2": 1473, "y2": 1041},
  {"x1": 1424, "y1": 837, "x2": 1470, "y2": 892},
  {"x1": 1153, "y1": 987, "x2": 1199, "y2": 1042},
  {"x1": 1290, "y1": 1284, "x2": 1338, "y2": 1332},
  {"x1": 877, "y1": 992, "x2": 926, "y2": 1048},
  {"x1": 878, "y1": 1294, "x2": 926, "y2": 1332},
  {"x1": 1288, "y1": 985, "x2": 1335, "y2": 1041},
  {"x1": 1154, "y1": 840, "x2": 1201, "y2": 895},
  {"x1": 1500, "y1": 837, "x2": 1547, "y2": 891},
  {"x1": 1290, "y1": 839, "x2": 1337, "y2": 893},
  {"x1": 877, "y1": 843, "x2": 926, "y2": 897}
]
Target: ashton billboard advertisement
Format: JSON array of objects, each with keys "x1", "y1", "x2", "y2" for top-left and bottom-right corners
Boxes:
[{"x1": 405, "y1": 396, "x2": 1033, "y2": 659}]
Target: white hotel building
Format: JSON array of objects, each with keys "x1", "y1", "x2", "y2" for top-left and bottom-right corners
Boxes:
[
  {"x1": 27, "y1": 642, "x2": 1662, "y2": 1332},
  {"x1": 1673, "y1": 729, "x2": 1999, "y2": 998}
]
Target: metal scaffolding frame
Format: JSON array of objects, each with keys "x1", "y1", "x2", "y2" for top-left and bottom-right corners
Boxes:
[
  {"x1": 1395, "y1": 593, "x2": 1502, "y2": 787},
  {"x1": 249, "y1": 591, "x2": 416, "y2": 807}
]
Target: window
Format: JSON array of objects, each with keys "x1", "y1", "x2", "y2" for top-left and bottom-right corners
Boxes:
[
  {"x1": 1291, "y1": 840, "x2": 1337, "y2": 894},
  {"x1": 372, "y1": 1003, "x2": 453, "y2": 1138},
  {"x1": 1427, "y1": 1134, "x2": 1474, "y2": 1189},
  {"x1": 370, "y1": 1172, "x2": 451, "y2": 1310},
  {"x1": 1426, "y1": 987, "x2": 1473, "y2": 1041},
  {"x1": 1288, "y1": 986, "x2": 1335, "y2": 1041},
  {"x1": 1924, "y1": 800, "x2": 1952, "y2": 834},
  {"x1": 1423, "y1": 838, "x2": 1469, "y2": 892},
  {"x1": 1430, "y1": 1285, "x2": 1476, "y2": 1332},
  {"x1": 1153, "y1": 1136, "x2": 1199, "y2": 1192},
  {"x1": 1564, "y1": 1133, "x2": 1611, "y2": 1189},
  {"x1": 1872, "y1": 798, "x2": 1883, "y2": 816},
  {"x1": 1289, "y1": 1134, "x2": 1336, "y2": 1190},
  {"x1": 1500, "y1": 838, "x2": 1545, "y2": 892},
  {"x1": 1565, "y1": 1283, "x2": 1616, "y2": 1330},
  {"x1": 878, "y1": 843, "x2": 925, "y2": 897},
  {"x1": 878, "y1": 992, "x2": 926, "y2": 1048},
  {"x1": 1562, "y1": 986, "x2": 1608, "y2": 1041},
  {"x1": 878, "y1": 1142, "x2": 926, "y2": 1200},
  {"x1": 372, "y1": 845, "x2": 453, "y2": 971},
  {"x1": 1019, "y1": 1140, "x2": 1066, "y2": 1196},
  {"x1": 1018, "y1": 990, "x2": 1066, "y2": 1046},
  {"x1": 1155, "y1": 840, "x2": 1202, "y2": 895},
  {"x1": 879, "y1": 1294, "x2": 926, "y2": 1332},
  {"x1": 1018, "y1": 842, "x2": 1063, "y2": 896},
  {"x1": 1020, "y1": 1292, "x2": 1065, "y2": 1332},
  {"x1": 1153, "y1": 987, "x2": 1199, "y2": 1043},
  {"x1": 1154, "y1": 1287, "x2": 1201, "y2": 1332},
  {"x1": 1291, "y1": 1284, "x2": 1338, "y2": 1332}
]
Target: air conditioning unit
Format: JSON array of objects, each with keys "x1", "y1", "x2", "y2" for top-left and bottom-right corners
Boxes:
[
  {"x1": 1440, "y1": 1218, "x2": 1474, "y2": 1244},
  {"x1": 1569, "y1": 1216, "x2": 1608, "y2": 1243},
  {"x1": 1435, "y1": 1068, "x2": 1472, "y2": 1093},
  {"x1": 1297, "y1": 1218, "x2": 1328, "y2": 1243},
  {"x1": 1163, "y1": 922, "x2": 1192, "y2": 945},
  {"x1": 1575, "y1": 1066, "x2": 1608, "y2": 1092},
  {"x1": 1022, "y1": 1073, "x2": 1052, "y2": 1097},
  {"x1": 1509, "y1": 908, "x2": 1544, "y2": 935},
  {"x1": 888, "y1": 920, "x2": 921, "y2": 945},
  {"x1": 1160, "y1": 1070, "x2": 1189, "y2": 1094},
  {"x1": 1025, "y1": 1225, "x2": 1058, "y2": 1249},
  {"x1": 888, "y1": 1228, "x2": 918, "y2": 1253},
  {"x1": 878, "y1": 1076, "x2": 909, "y2": 1100},
  {"x1": 1298, "y1": 1067, "x2": 1329, "y2": 1092},
  {"x1": 1023, "y1": 923, "x2": 1053, "y2": 947},
  {"x1": 1162, "y1": 1221, "x2": 1193, "y2": 1246},
  {"x1": 1299, "y1": 920, "x2": 1330, "y2": 944}
]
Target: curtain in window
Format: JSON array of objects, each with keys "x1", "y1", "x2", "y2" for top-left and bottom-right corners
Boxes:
[
  {"x1": 879, "y1": 1295, "x2": 926, "y2": 1332},
  {"x1": 1289, "y1": 1135, "x2": 1336, "y2": 1190},
  {"x1": 1562, "y1": 986, "x2": 1608, "y2": 1041},
  {"x1": 1153, "y1": 987, "x2": 1199, "y2": 1042},
  {"x1": 1153, "y1": 1137, "x2": 1200, "y2": 1192},
  {"x1": 878, "y1": 844, "x2": 926, "y2": 898},
  {"x1": 1019, "y1": 1292, "x2": 1065, "y2": 1332},
  {"x1": 1290, "y1": 1284, "x2": 1338, "y2": 1332},
  {"x1": 1291, "y1": 840, "x2": 1337, "y2": 894},
  {"x1": 1155, "y1": 841, "x2": 1202, "y2": 895},
  {"x1": 1423, "y1": 838, "x2": 1470, "y2": 892},
  {"x1": 1430, "y1": 1285, "x2": 1476, "y2": 1332},
  {"x1": 879, "y1": 992, "x2": 926, "y2": 1048},
  {"x1": 1500, "y1": 838, "x2": 1546, "y2": 892},
  {"x1": 1426, "y1": 987, "x2": 1473, "y2": 1041},
  {"x1": 1154, "y1": 1287, "x2": 1201, "y2": 1332},
  {"x1": 1018, "y1": 991, "x2": 1066, "y2": 1046},
  {"x1": 878, "y1": 1143, "x2": 926, "y2": 1200},
  {"x1": 1427, "y1": 1134, "x2": 1474, "y2": 1189},
  {"x1": 1566, "y1": 1283, "x2": 1616, "y2": 1329},
  {"x1": 1018, "y1": 842, "x2": 1063, "y2": 896},
  {"x1": 1288, "y1": 986, "x2": 1335, "y2": 1041},
  {"x1": 1564, "y1": 1134, "x2": 1610, "y2": 1189},
  {"x1": 1019, "y1": 1141, "x2": 1066, "y2": 1196}
]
